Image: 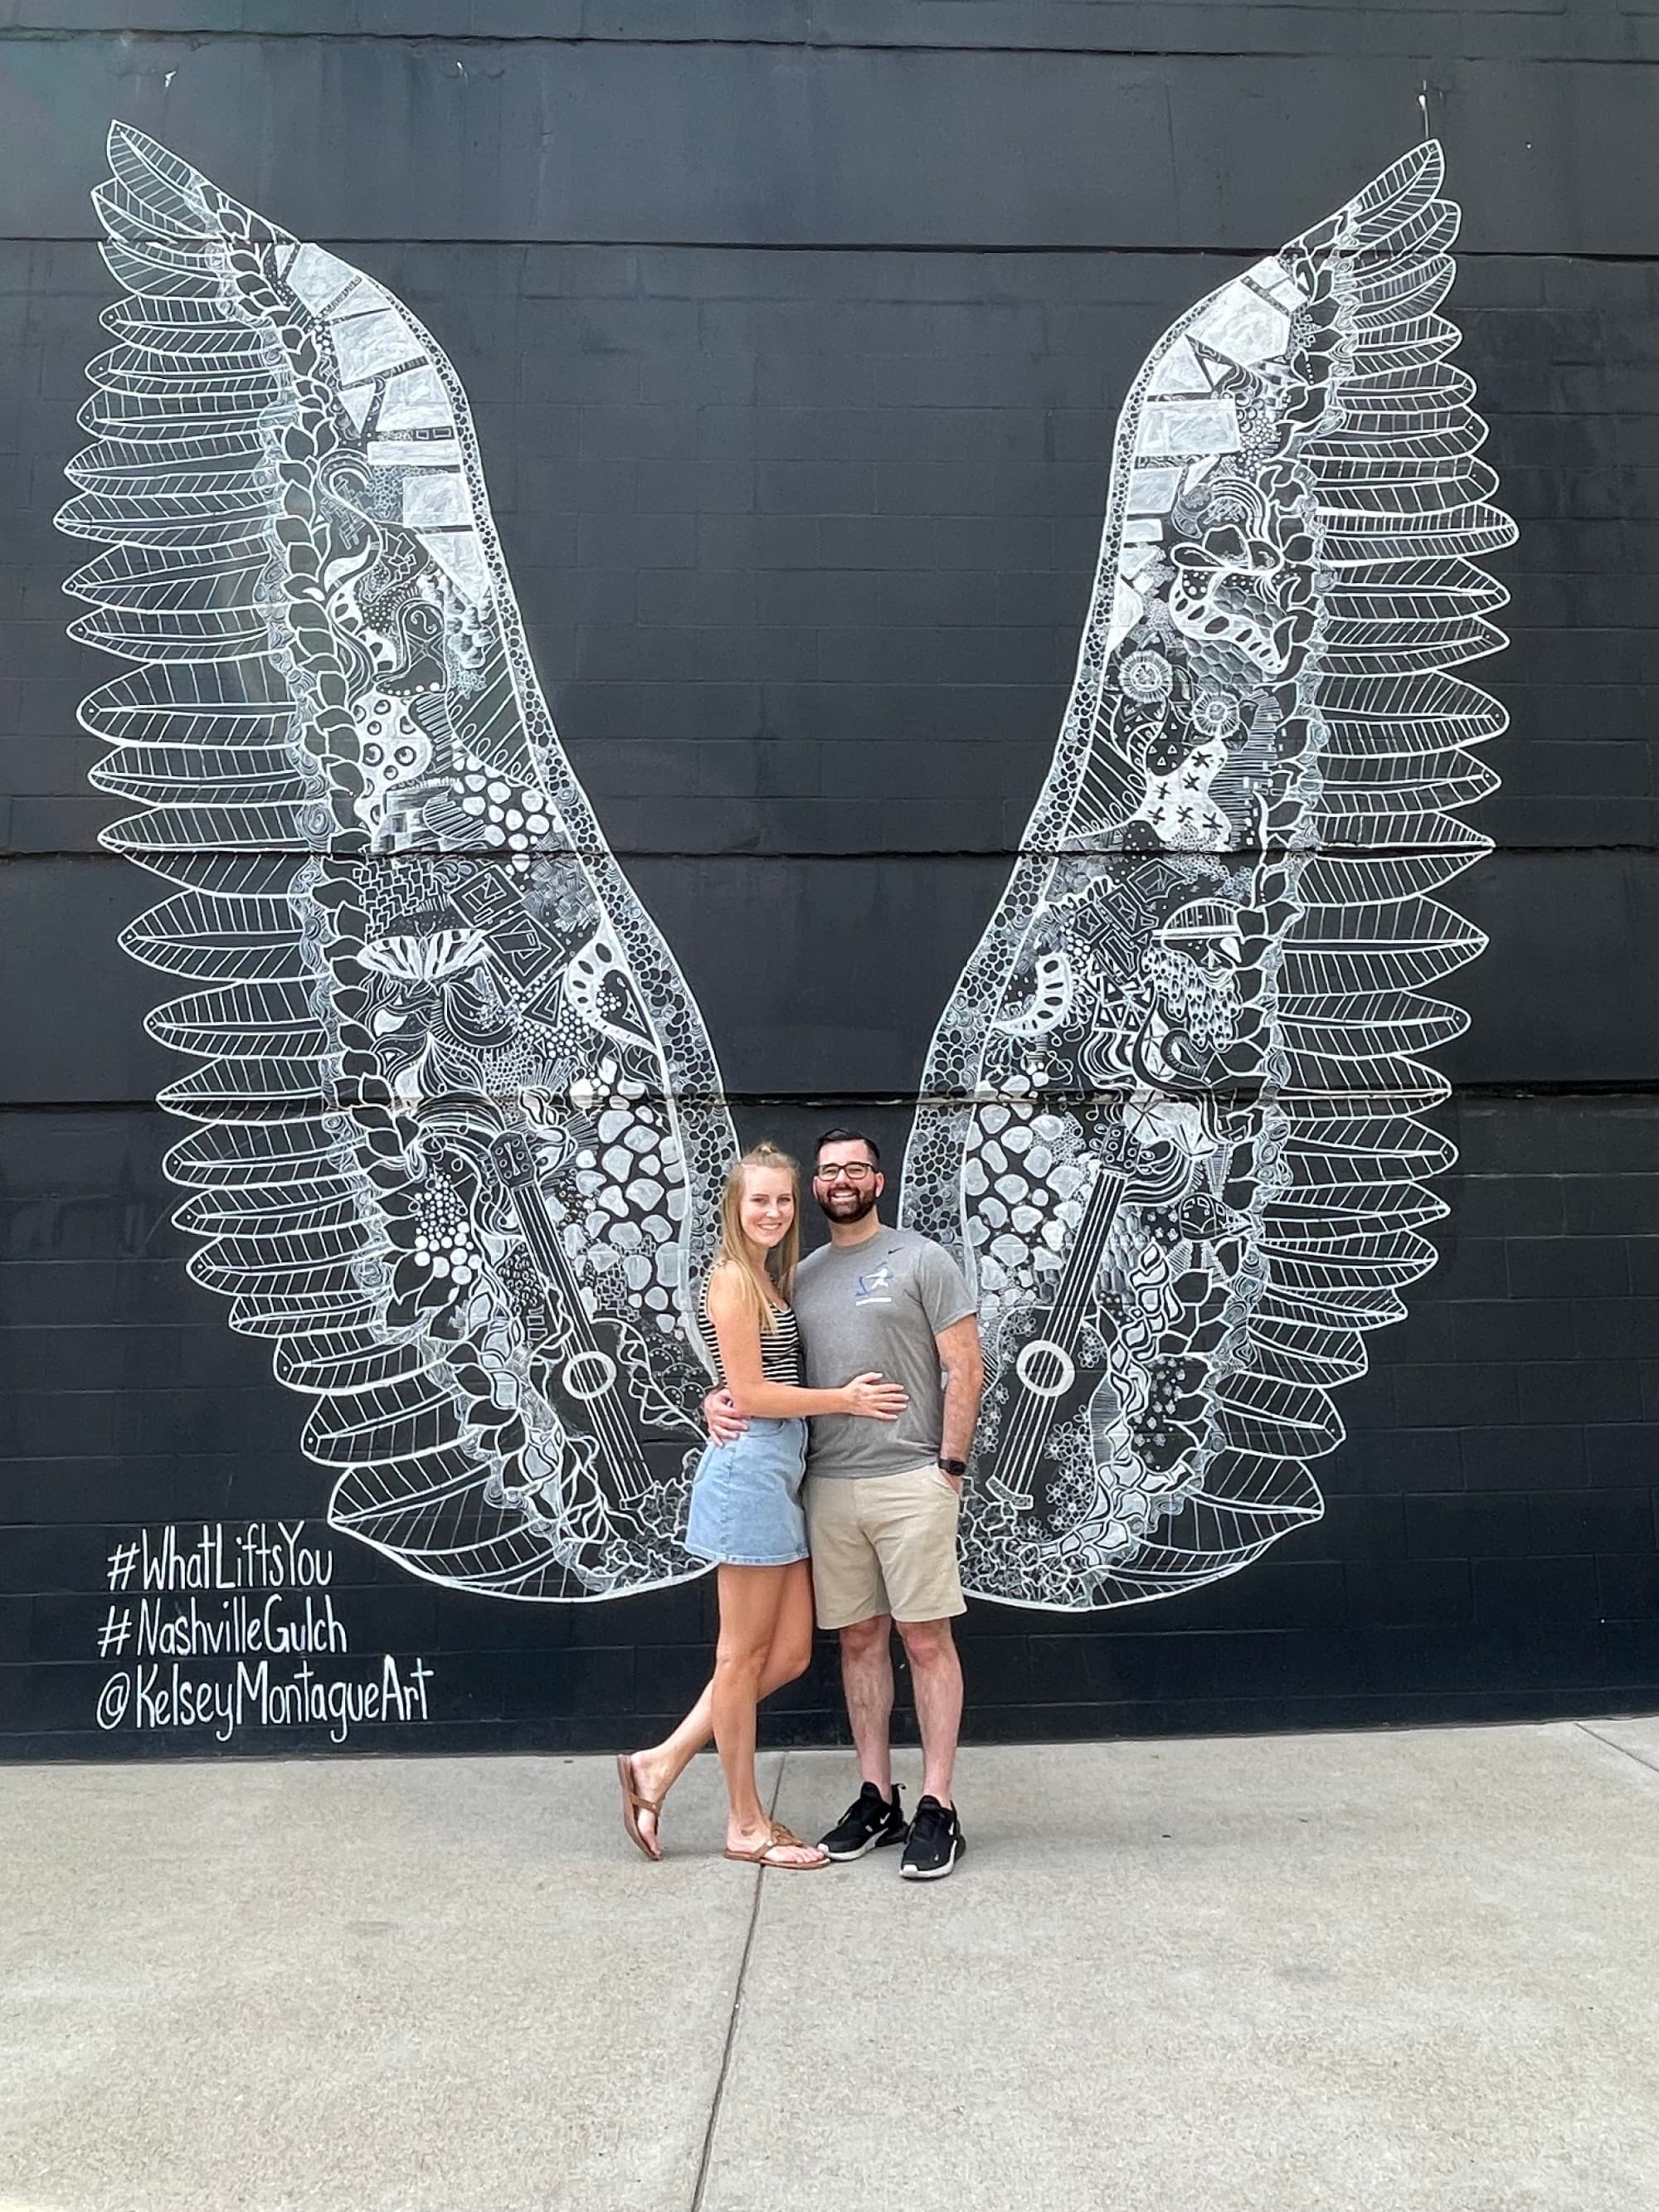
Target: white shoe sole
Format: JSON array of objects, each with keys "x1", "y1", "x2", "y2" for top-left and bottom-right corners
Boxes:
[
  {"x1": 822, "y1": 1828, "x2": 905, "y2": 1862},
  {"x1": 900, "y1": 1842, "x2": 964, "y2": 1880}
]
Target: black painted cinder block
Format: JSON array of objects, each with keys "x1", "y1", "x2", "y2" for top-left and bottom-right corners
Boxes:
[
  {"x1": 1428, "y1": 1237, "x2": 1511, "y2": 1303},
  {"x1": 1585, "y1": 1427, "x2": 1659, "y2": 1487},
  {"x1": 1599, "y1": 1556, "x2": 1659, "y2": 1622},
  {"x1": 1297, "y1": 1494, "x2": 1407, "y2": 1563},
  {"x1": 1462, "y1": 1427, "x2": 1589, "y2": 1492},
  {"x1": 1564, "y1": 1179, "x2": 1659, "y2": 1239},
  {"x1": 1571, "y1": 1297, "x2": 1659, "y2": 1362},
  {"x1": 0, "y1": 1597, "x2": 29, "y2": 1665},
  {"x1": 1345, "y1": 1561, "x2": 1474, "y2": 1629},
  {"x1": 1452, "y1": 1297, "x2": 1571, "y2": 1365},
  {"x1": 1529, "y1": 1489, "x2": 1657, "y2": 1558},
  {"x1": 1146, "y1": 1561, "x2": 1350, "y2": 1635},
  {"x1": 1474, "y1": 1556, "x2": 1603, "y2": 1626},
  {"x1": 1393, "y1": 1363, "x2": 1521, "y2": 1431},
  {"x1": 1335, "y1": 1427, "x2": 1464, "y2": 1496},
  {"x1": 1404, "y1": 1494, "x2": 1535, "y2": 1563},
  {"x1": 1506, "y1": 1237, "x2": 1632, "y2": 1302},
  {"x1": 633, "y1": 1642, "x2": 718, "y2": 1715},
  {"x1": 496, "y1": 1648, "x2": 638, "y2": 1723},
  {"x1": 1450, "y1": 1174, "x2": 1564, "y2": 1239},
  {"x1": 1519, "y1": 1359, "x2": 1647, "y2": 1426}
]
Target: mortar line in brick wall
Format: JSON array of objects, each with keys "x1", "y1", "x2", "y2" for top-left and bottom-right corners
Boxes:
[
  {"x1": 5, "y1": 847, "x2": 1658, "y2": 864},
  {"x1": 5, "y1": 1083, "x2": 1659, "y2": 1116},
  {"x1": 2, "y1": 27, "x2": 1657, "y2": 68},
  {"x1": 6, "y1": 235, "x2": 1659, "y2": 263}
]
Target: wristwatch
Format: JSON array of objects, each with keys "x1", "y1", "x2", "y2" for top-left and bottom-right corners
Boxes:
[{"x1": 937, "y1": 1456, "x2": 968, "y2": 1477}]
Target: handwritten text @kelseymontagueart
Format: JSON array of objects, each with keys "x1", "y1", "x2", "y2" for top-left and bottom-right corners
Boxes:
[{"x1": 95, "y1": 1654, "x2": 435, "y2": 1745}]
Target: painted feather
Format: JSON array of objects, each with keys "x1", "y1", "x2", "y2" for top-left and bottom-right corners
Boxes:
[
  {"x1": 899, "y1": 143, "x2": 1514, "y2": 1609},
  {"x1": 61, "y1": 125, "x2": 735, "y2": 1599}
]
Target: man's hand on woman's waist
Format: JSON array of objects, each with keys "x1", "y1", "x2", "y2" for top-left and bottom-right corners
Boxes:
[{"x1": 703, "y1": 1387, "x2": 748, "y2": 1446}]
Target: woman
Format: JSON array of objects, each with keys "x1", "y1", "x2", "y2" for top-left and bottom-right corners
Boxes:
[{"x1": 615, "y1": 1141, "x2": 906, "y2": 1869}]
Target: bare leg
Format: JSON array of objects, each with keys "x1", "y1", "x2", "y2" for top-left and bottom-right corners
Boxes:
[
  {"x1": 625, "y1": 1560, "x2": 815, "y2": 1852},
  {"x1": 896, "y1": 1617, "x2": 963, "y2": 1807},
  {"x1": 711, "y1": 1565, "x2": 781, "y2": 1845},
  {"x1": 710, "y1": 1564, "x2": 822, "y2": 1864},
  {"x1": 839, "y1": 1613, "x2": 896, "y2": 1797}
]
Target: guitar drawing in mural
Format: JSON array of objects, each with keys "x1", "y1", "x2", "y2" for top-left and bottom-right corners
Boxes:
[
  {"x1": 901, "y1": 140, "x2": 1514, "y2": 1607},
  {"x1": 62, "y1": 129, "x2": 1511, "y2": 1613}
]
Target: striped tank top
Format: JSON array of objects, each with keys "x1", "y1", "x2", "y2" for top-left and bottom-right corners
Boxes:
[{"x1": 698, "y1": 1271, "x2": 803, "y2": 1389}]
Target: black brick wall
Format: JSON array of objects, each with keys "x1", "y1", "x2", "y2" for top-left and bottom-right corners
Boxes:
[{"x1": 2, "y1": 3, "x2": 1657, "y2": 1755}]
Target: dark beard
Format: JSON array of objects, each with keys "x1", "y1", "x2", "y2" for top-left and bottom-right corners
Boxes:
[{"x1": 817, "y1": 1185, "x2": 879, "y2": 1224}]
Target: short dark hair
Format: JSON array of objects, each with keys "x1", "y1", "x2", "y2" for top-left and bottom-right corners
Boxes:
[{"x1": 815, "y1": 1126, "x2": 880, "y2": 1168}]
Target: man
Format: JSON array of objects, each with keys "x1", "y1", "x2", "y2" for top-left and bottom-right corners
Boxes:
[{"x1": 708, "y1": 1128, "x2": 984, "y2": 1879}]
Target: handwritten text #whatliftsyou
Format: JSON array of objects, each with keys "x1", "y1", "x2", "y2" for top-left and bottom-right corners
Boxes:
[{"x1": 105, "y1": 1520, "x2": 333, "y2": 1592}]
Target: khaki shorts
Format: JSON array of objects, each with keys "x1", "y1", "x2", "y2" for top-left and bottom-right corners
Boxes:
[{"x1": 804, "y1": 1465, "x2": 966, "y2": 1630}]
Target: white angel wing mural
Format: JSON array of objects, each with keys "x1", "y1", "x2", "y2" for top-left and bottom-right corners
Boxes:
[
  {"x1": 900, "y1": 142, "x2": 1515, "y2": 1610},
  {"x1": 61, "y1": 128, "x2": 1511, "y2": 1624},
  {"x1": 61, "y1": 125, "x2": 736, "y2": 1599}
]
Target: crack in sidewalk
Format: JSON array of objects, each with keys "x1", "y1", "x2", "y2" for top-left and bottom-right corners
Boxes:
[
  {"x1": 1574, "y1": 1719, "x2": 1659, "y2": 1780},
  {"x1": 688, "y1": 1751, "x2": 785, "y2": 2212}
]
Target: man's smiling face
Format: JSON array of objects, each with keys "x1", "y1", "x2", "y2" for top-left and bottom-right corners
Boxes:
[{"x1": 813, "y1": 1138, "x2": 883, "y2": 1224}]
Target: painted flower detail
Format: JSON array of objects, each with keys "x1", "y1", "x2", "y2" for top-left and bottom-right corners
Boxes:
[
  {"x1": 383, "y1": 1143, "x2": 486, "y2": 1332},
  {"x1": 1169, "y1": 518, "x2": 1317, "y2": 678},
  {"x1": 1121, "y1": 649, "x2": 1175, "y2": 702}
]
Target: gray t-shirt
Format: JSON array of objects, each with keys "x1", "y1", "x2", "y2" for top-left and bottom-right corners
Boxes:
[{"x1": 791, "y1": 1227, "x2": 977, "y2": 1479}]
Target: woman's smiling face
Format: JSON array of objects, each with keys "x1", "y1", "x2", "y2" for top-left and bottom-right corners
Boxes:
[{"x1": 739, "y1": 1165, "x2": 795, "y2": 1252}]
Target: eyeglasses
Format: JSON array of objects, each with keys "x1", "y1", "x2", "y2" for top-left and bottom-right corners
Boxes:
[{"x1": 815, "y1": 1163, "x2": 876, "y2": 1184}]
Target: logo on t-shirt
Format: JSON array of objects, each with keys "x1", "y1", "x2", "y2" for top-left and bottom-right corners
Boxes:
[{"x1": 854, "y1": 1262, "x2": 894, "y2": 1305}]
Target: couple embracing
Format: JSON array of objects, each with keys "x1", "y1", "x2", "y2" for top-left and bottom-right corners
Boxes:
[{"x1": 616, "y1": 1130, "x2": 985, "y2": 1880}]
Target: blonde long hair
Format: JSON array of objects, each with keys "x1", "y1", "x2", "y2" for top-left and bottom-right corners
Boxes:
[{"x1": 710, "y1": 1142, "x2": 800, "y2": 1337}]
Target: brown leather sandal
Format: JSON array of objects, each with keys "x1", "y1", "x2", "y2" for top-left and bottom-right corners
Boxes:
[
  {"x1": 615, "y1": 1753, "x2": 664, "y2": 1862},
  {"x1": 723, "y1": 1821, "x2": 829, "y2": 1870}
]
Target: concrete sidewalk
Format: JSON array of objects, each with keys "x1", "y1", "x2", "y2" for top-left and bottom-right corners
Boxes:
[{"x1": 5, "y1": 1723, "x2": 1659, "y2": 2212}]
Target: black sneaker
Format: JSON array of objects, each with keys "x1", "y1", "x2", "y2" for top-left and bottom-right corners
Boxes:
[
  {"x1": 900, "y1": 1795, "x2": 965, "y2": 1881},
  {"x1": 820, "y1": 1782, "x2": 907, "y2": 1861}
]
